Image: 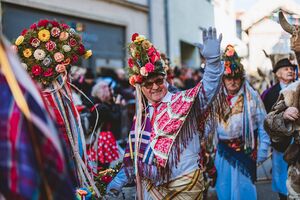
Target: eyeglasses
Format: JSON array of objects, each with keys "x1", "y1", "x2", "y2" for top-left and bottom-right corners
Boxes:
[{"x1": 142, "y1": 78, "x2": 164, "y2": 89}]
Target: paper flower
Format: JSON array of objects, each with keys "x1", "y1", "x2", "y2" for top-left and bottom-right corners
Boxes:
[
  {"x1": 45, "y1": 41, "x2": 56, "y2": 51},
  {"x1": 30, "y1": 38, "x2": 40, "y2": 48},
  {"x1": 62, "y1": 45, "x2": 71, "y2": 52},
  {"x1": 59, "y1": 32, "x2": 69, "y2": 41},
  {"x1": 51, "y1": 27, "x2": 60, "y2": 37},
  {"x1": 14, "y1": 19, "x2": 92, "y2": 87},
  {"x1": 54, "y1": 52, "x2": 64, "y2": 62},
  {"x1": 38, "y1": 29, "x2": 50, "y2": 42},
  {"x1": 15, "y1": 36, "x2": 24, "y2": 46},
  {"x1": 33, "y1": 49, "x2": 46, "y2": 60},
  {"x1": 31, "y1": 65, "x2": 42, "y2": 76},
  {"x1": 23, "y1": 48, "x2": 32, "y2": 58},
  {"x1": 140, "y1": 66, "x2": 148, "y2": 76}
]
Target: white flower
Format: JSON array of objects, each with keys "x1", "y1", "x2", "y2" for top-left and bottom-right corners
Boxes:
[
  {"x1": 33, "y1": 49, "x2": 46, "y2": 60},
  {"x1": 21, "y1": 63, "x2": 27, "y2": 70},
  {"x1": 140, "y1": 66, "x2": 148, "y2": 76},
  {"x1": 62, "y1": 45, "x2": 71, "y2": 52}
]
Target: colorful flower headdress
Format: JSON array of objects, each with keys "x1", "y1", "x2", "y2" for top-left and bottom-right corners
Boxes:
[
  {"x1": 12, "y1": 19, "x2": 92, "y2": 87},
  {"x1": 127, "y1": 33, "x2": 166, "y2": 86},
  {"x1": 223, "y1": 44, "x2": 244, "y2": 78}
]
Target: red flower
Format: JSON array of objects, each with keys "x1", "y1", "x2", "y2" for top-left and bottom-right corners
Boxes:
[
  {"x1": 69, "y1": 38, "x2": 77, "y2": 47},
  {"x1": 45, "y1": 41, "x2": 56, "y2": 51},
  {"x1": 77, "y1": 44, "x2": 85, "y2": 55},
  {"x1": 50, "y1": 20, "x2": 59, "y2": 27},
  {"x1": 145, "y1": 62, "x2": 155, "y2": 73},
  {"x1": 31, "y1": 65, "x2": 42, "y2": 76},
  {"x1": 147, "y1": 47, "x2": 155, "y2": 56},
  {"x1": 30, "y1": 23, "x2": 37, "y2": 30},
  {"x1": 30, "y1": 38, "x2": 40, "y2": 47},
  {"x1": 21, "y1": 29, "x2": 28, "y2": 36},
  {"x1": 72, "y1": 55, "x2": 79, "y2": 64},
  {"x1": 61, "y1": 23, "x2": 70, "y2": 29},
  {"x1": 131, "y1": 33, "x2": 139, "y2": 42},
  {"x1": 43, "y1": 68, "x2": 54, "y2": 77},
  {"x1": 135, "y1": 74, "x2": 143, "y2": 83},
  {"x1": 156, "y1": 51, "x2": 160, "y2": 58},
  {"x1": 101, "y1": 175, "x2": 113, "y2": 184},
  {"x1": 128, "y1": 58, "x2": 134, "y2": 68},
  {"x1": 150, "y1": 54, "x2": 160, "y2": 64},
  {"x1": 37, "y1": 19, "x2": 49, "y2": 27},
  {"x1": 129, "y1": 76, "x2": 136, "y2": 86}
]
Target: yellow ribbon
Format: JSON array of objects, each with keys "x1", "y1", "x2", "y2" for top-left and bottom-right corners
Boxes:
[{"x1": 0, "y1": 42, "x2": 31, "y2": 120}]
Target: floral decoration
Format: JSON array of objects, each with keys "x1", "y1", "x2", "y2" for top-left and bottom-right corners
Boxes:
[
  {"x1": 94, "y1": 162, "x2": 122, "y2": 197},
  {"x1": 14, "y1": 19, "x2": 92, "y2": 87},
  {"x1": 222, "y1": 44, "x2": 244, "y2": 77},
  {"x1": 127, "y1": 33, "x2": 166, "y2": 86}
]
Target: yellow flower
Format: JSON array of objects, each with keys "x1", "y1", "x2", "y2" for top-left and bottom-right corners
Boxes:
[
  {"x1": 38, "y1": 29, "x2": 50, "y2": 42},
  {"x1": 134, "y1": 35, "x2": 146, "y2": 43},
  {"x1": 23, "y1": 48, "x2": 32, "y2": 58},
  {"x1": 15, "y1": 36, "x2": 24, "y2": 46},
  {"x1": 83, "y1": 50, "x2": 92, "y2": 59},
  {"x1": 142, "y1": 40, "x2": 152, "y2": 50}
]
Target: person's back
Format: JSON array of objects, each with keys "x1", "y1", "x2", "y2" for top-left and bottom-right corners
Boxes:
[{"x1": 0, "y1": 36, "x2": 74, "y2": 200}]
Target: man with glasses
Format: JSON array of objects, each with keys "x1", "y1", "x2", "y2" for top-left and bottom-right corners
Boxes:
[{"x1": 107, "y1": 28, "x2": 224, "y2": 199}]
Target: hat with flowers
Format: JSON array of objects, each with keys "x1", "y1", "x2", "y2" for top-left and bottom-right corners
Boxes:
[
  {"x1": 127, "y1": 33, "x2": 166, "y2": 86},
  {"x1": 223, "y1": 44, "x2": 244, "y2": 78},
  {"x1": 12, "y1": 19, "x2": 92, "y2": 87}
]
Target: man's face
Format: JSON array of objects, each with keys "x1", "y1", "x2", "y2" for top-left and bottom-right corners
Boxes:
[
  {"x1": 223, "y1": 77, "x2": 242, "y2": 95},
  {"x1": 276, "y1": 66, "x2": 295, "y2": 84},
  {"x1": 141, "y1": 75, "x2": 168, "y2": 104}
]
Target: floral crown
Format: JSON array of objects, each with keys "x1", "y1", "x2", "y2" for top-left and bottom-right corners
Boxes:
[
  {"x1": 12, "y1": 19, "x2": 92, "y2": 87},
  {"x1": 223, "y1": 44, "x2": 244, "y2": 78},
  {"x1": 127, "y1": 33, "x2": 166, "y2": 86}
]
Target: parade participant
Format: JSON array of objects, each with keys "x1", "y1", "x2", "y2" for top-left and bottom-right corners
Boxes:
[
  {"x1": 261, "y1": 58, "x2": 296, "y2": 200},
  {"x1": 264, "y1": 11, "x2": 300, "y2": 200},
  {"x1": 214, "y1": 45, "x2": 270, "y2": 200},
  {"x1": 87, "y1": 80, "x2": 120, "y2": 173},
  {"x1": 0, "y1": 36, "x2": 74, "y2": 199},
  {"x1": 106, "y1": 27, "x2": 224, "y2": 199},
  {"x1": 264, "y1": 81, "x2": 300, "y2": 200},
  {"x1": 13, "y1": 19, "x2": 99, "y2": 196}
]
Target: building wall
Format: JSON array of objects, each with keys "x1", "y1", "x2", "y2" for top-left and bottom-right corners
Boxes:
[
  {"x1": 1, "y1": 0, "x2": 169, "y2": 70},
  {"x1": 1, "y1": 0, "x2": 149, "y2": 40},
  {"x1": 150, "y1": 0, "x2": 167, "y2": 54},
  {"x1": 247, "y1": 18, "x2": 291, "y2": 73},
  {"x1": 168, "y1": 0, "x2": 214, "y2": 68},
  {"x1": 213, "y1": 0, "x2": 236, "y2": 48}
]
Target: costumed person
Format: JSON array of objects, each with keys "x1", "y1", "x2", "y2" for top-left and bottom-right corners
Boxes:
[
  {"x1": 87, "y1": 80, "x2": 120, "y2": 173},
  {"x1": 263, "y1": 11, "x2": 300, "y2": 200},
  {"x1": 261, "y1": 57, "x2": 296, "y2": 200},
  {"x1": 0, "y1": 36, "x2": 74, "y2": 199},
  {"x1": 214, "y1": 44, "x2": 270, "y2": 200},
  {"x1": 13, "y1": 19, "x2": 100, "y2": 197},
  {"x1": 106, "y1": 27, "x2": 225, "y2": 199}
]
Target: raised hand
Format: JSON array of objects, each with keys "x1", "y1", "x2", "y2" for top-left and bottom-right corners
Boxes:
[{"x1": 195, "y1": 27, "x2": 222, "y2": 61}]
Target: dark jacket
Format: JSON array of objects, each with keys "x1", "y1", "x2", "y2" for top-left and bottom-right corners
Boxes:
[
  {"x1": 262, "y1": 83, "x2": 292, "y2": 152},
  {"x1": 261, "y1": 83, "x2": 281, "y2": 113}
]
